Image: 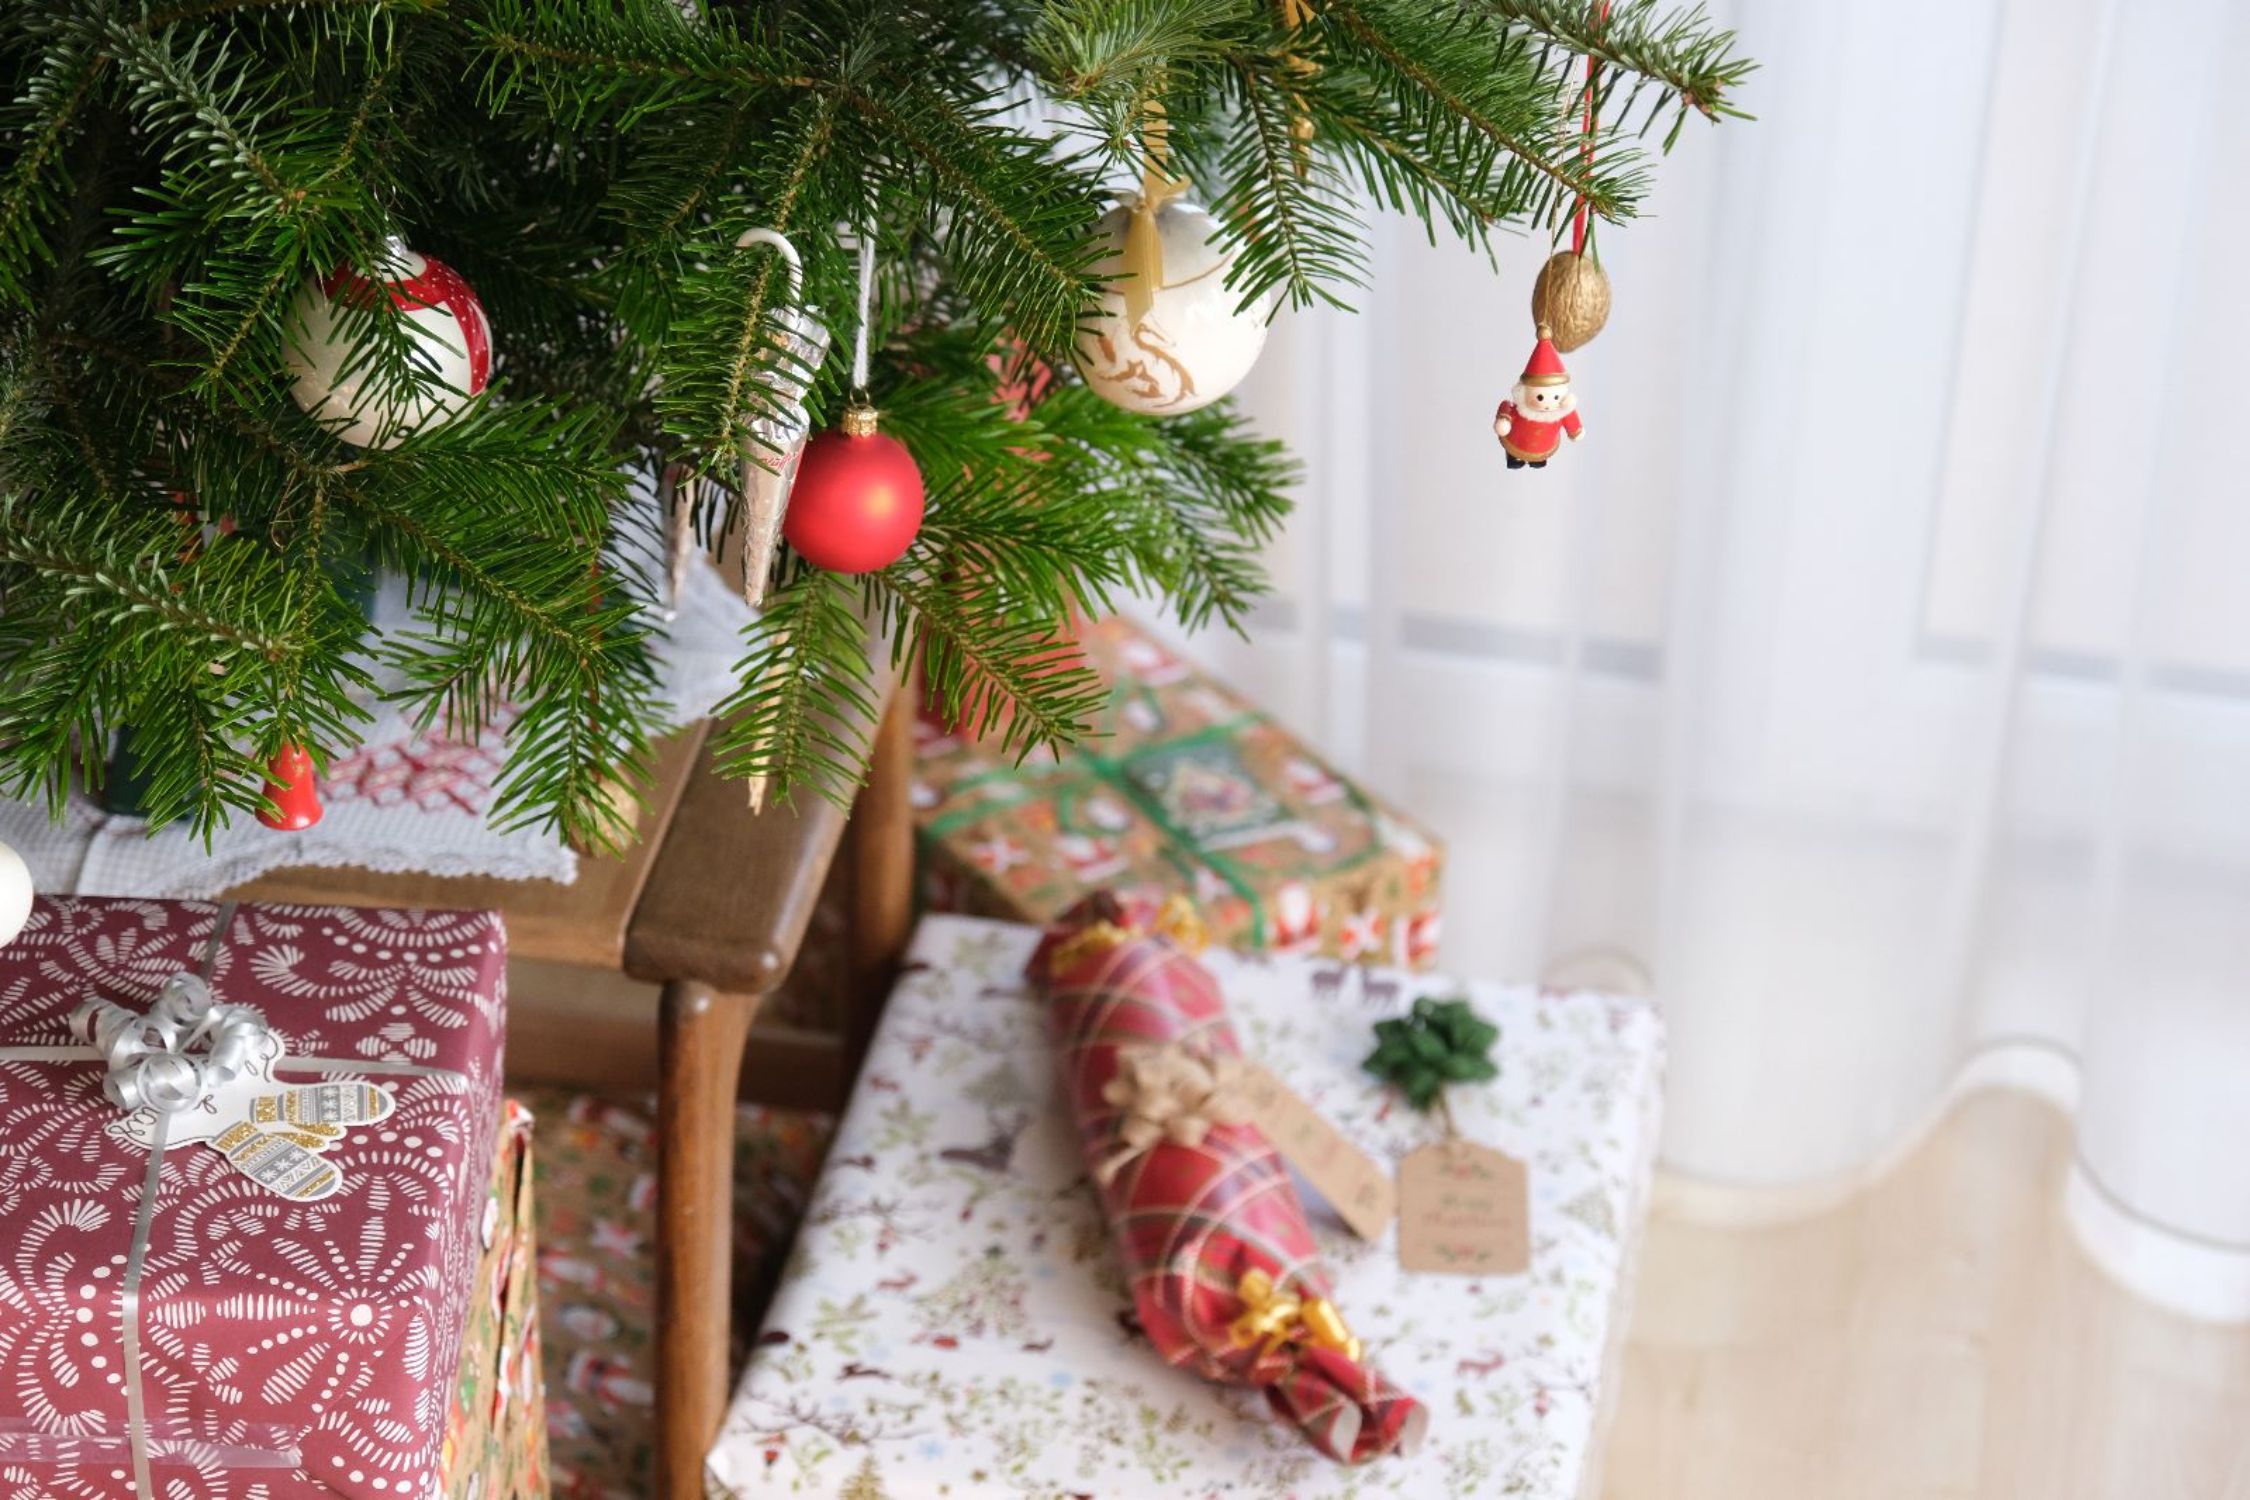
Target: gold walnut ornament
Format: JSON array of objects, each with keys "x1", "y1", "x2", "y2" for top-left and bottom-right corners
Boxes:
[{"x1": 1530, "y1": 250, "x2": 1611, "y2": 353}]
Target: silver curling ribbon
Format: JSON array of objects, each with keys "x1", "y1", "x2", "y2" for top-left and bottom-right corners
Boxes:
[{"x1": 735, "y1": 228, "x2": 829, "y2": 612}]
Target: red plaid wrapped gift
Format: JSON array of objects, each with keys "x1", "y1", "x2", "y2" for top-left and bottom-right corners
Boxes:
[
  {"x1": 0, "y1": 896, "x2": 509, "y2": 1499},
  {"x1": 1029, "y1": 892, "x2": 1427, "y2": 1465}
]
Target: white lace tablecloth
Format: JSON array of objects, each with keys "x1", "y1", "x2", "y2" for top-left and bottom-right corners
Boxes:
[
  {"x1": 0, "y1": 548, "x2": 750, "y2": 900},
  {"x1": 712, "y1": 915, "x2": 1664, "y2": 1500}
]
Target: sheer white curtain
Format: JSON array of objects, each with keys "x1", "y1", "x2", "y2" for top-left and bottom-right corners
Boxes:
[{"x1": 1154, "y1": 0, "x2": 2250, "y2": 1320}]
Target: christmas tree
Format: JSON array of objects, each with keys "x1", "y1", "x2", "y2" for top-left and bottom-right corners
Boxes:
[{"x1": 0, "y1": 0, "x2": 1749, "y2": 843}]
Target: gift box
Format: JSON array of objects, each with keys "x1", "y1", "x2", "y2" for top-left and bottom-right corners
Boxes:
[
  {"x1": 0, "y1": 897, "x2": 510, "y2": 1499},
  {"x1": 916, "y1": 615, "x2": 1446, "y2": 969},
  {"x1": 519, "y1": 1086, "x2": 830, "y2": 1500},
  {"x1": 711, "y1": 914, "x2": 1663, "y2": 1499},
  {"x1": 441, "y1": 1098, "x2": 548, "y2": 1500}
]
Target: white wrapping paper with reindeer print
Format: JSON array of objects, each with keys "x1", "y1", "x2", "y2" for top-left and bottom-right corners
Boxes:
[
  {"x1": 711, "y1": 916, "x2": 1663, "y2": 1498},
  {"x1": 0, "y1": 896, "x2": 509, "y2": 1500}
]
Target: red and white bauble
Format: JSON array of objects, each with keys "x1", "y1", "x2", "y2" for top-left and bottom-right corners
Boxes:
[
  {"x1": 782, "y1": 405, "x2": 925, "y2": 574},
  {"x1": 284, "y1": 241, "x2": 492, "y2": 448},
  {"x1": 1074, "y1": 198, "x2": 1274, "y2": 416}
]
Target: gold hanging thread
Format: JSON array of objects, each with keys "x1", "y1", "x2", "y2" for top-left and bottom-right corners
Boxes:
[
  {"x1": 1276, "y1": 0, "x2": 1321, "y2": 177},
  {"x1": 1121, "y1": 92, "x2": 1191, "y2": 329}
]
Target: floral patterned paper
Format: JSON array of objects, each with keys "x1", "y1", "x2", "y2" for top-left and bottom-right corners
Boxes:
[
  {"x1": 517, "y1": 1087, "x2": 831, "y2": 1500},
  {"x1": 711, "y1": 916, "x2": 1663, "y2": 1499},
  {"x1": 441, "y1": 1098, "x2": 549, "y2": 1500},
  {"x1": 0, "y1": 897, "x2": 508, "y2": 1500}
]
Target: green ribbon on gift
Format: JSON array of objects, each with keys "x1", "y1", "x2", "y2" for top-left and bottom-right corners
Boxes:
[
  {"x1": 1363, "y1": 995, "x2": 1499, "y2": 1112},
  {"x1": 921, "y1": 706, "x2": 1395, "y2": 949}
]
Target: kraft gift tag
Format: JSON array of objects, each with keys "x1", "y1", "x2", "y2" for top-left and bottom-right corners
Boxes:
[
  {"x1": 1237, "y1": 1062, "x2": 1397, "y2": 1241},
  {"x1": 1397, "y1": 1137, "x2": 1529, "y2": 1275}
]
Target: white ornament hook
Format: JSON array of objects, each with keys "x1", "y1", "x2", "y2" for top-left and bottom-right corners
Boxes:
[{"x1": 735, "y1": 227, "x2": 805, "y2": 302}]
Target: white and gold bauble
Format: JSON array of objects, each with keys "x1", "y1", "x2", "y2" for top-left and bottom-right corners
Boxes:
[
  {"x1": 1074, "y1": 197, "x2": 1274, "y2": 416},
  {"x1": 284, "y1": 239, "x2": 493, "y2": 448}
]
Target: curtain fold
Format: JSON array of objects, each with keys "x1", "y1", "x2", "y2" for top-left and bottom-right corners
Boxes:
[{"x1": 1159, "y1": 0, "x2": 2250, "y2": 1320}]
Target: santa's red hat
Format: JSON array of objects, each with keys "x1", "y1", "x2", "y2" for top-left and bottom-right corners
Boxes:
[{"x1": 1520, "y1": 323, "x2": 1569, "y2": 387}]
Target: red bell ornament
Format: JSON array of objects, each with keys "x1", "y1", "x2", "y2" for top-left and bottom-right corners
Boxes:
[
  {"x1": 782, "y1": 404, "x2": 924, "y2": 575},
  {"x1": 257, "y1": 744, "x2": 324, "y2": 831}
]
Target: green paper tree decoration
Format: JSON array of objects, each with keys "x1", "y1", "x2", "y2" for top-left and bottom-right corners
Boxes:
[{"x1": 1363, "y1": 996, "x2": 1500, "y2": 1112}]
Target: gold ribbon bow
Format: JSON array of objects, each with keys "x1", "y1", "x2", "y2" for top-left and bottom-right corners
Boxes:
[
  {"x1": 1095, "y1": 1039, "x2": 1254, "y2": 1185},
  {"x1": 1120, "y1": 94, "x2": 1191, "y2": 330},
  {"x1": 1049, "y1": 892, "x2": 1209, "y2": 975},
  {"x1": 1228, "y1": 1267, "x2": 1363, "y2": 1363}
]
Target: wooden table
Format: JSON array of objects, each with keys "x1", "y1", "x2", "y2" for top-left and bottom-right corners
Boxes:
[{"x1": 230, "y1": 695, "x2": 918, "y2": 1499}]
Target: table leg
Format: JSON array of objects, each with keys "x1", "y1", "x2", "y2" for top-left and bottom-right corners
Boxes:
[
  {"x1": 846, "y1": 687, "x2": 917, "y2": 1073},
  {"x1": 655, "y1": 978, "x2": 758, "y2": 1500}
]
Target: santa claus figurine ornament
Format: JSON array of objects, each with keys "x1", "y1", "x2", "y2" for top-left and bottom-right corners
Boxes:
[{"x1": 1493, "y1": 324, "x2": 1583, "y2": 471}]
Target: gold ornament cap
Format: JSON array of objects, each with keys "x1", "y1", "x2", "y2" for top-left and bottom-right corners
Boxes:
[{"x1": 840, "y1": 402, "x2": 880, "y2": 438}]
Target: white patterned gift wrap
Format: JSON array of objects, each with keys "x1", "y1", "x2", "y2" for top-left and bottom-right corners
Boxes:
[{"x1": 709, "y1": 916, "x2": 1664, "y2": 1500}]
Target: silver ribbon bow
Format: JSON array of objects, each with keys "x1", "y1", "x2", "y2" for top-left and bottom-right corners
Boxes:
[{"x1": 70, "y1": 974, "x2": 274, "y2": 1115}]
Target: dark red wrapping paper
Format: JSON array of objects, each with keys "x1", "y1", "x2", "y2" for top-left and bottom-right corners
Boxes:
[
  {"x1": 1029, "y1": 892, "x2": 1426, "y2": 1464},
  {"x1": 0, "y1": 897, "x2": 507, "y2": 1499}
]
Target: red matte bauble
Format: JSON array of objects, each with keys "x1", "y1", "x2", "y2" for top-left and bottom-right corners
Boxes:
[
  {"x1": 783, "y1": 426, "x2": 925, "y2": 574},
  {"x1": 257, "y1": 744, "x2": 324, "y2": 831}
]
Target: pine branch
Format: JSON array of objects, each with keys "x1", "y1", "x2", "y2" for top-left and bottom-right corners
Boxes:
[
  {"x1": 0, "y1": 0, "x2": 1750, "y2": 834},
  {"x1": 1209, "y1": 55, "x2": 1365, "y2": 310},
  {"x1": 0, "y1": 502, "x2": 301, "y2": 662},
  {"x1": 469, "y1": 0, "x2": 826, "y2": 122},
  {"x1": 878, "y1": 566, "x2": 1109, "y2": 754},
  {"x1": 1030, "y1": 0, "x2": 1251, "y2": 160},
  {"x1": 0, "y1": 34, "x2": 108, "y2": 309},
  {"x1": 0, "y1": 491, "x2": 367, "y2": 834},
  {"x1": 844, "y1": 74, "x2": 1104, "y2": 355},
  {"x1": 1323, "y1": 0, "x2": 1644, "y2": 230},
  {"x1": 1474, "y1": 0, "x2": 1753, "y2": 125},
  {"x1": 1031, "y1": 0, "x2": 1249, "y2": 100},
  {"x1": 653, "y1": 89, "x2": 843, "y2": 469},
  {"x1": 707, "y1": 565, "x2": 882, "y2": 806},
  {"x1": 139, "y1": 0, "x2": 429, "y2": 27},
  {"x1": 104, "y1": 22, "x2": 305, "y2": 214}
]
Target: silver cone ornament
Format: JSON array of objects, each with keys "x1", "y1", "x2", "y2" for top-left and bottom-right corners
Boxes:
[{"x1": 735, "y1": 229, "x2": 829, "y2": 612}]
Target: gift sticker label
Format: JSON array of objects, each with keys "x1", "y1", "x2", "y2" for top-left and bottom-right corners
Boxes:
[
  {"x1": 1237, "y1": 1062, "x2": 1396, "y2": 1241},
  {"x1": 1397, "y1": 1138, "x2": 1529, "y2": 1275}
]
